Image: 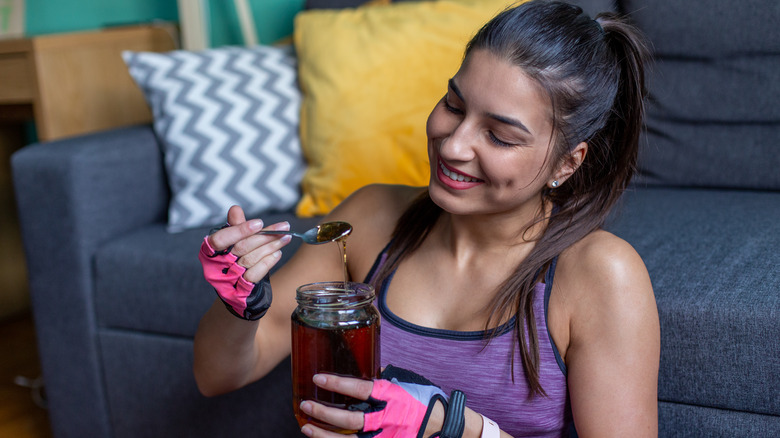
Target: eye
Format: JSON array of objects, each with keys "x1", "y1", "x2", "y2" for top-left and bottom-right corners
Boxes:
[
  {"x1": 488, "y1": 131, "x2": 514, "y2": 147},
  {"x1": 443, "y1": 97, "x2": 463, "y2": 115}
]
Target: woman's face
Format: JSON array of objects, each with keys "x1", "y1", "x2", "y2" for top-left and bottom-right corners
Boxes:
[{"x1": 426, "y1": 49, "x2": 557, "y2": 218}]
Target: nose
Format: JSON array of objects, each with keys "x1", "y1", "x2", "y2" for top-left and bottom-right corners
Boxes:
[{"x1": 438, "y1": 120, "x2": 477, "y2": 162}]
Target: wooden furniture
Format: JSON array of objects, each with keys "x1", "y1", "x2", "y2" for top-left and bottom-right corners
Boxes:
[
  {"x1": 0, "y1": 24, "x2": 177, "y2": 142},
  {"x1": 0, "y1": 24, "x2": 177, "y2": 322}
]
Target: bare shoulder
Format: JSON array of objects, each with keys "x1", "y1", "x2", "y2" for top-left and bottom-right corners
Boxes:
[
  {"x1": 556, "y1": 229, "x2": 658, "y2": 342},
  {"x1": 559, "y1": 230, "x2": 653, "y2": 305}
]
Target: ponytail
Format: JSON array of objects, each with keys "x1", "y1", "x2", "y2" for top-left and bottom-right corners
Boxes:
[
  {"x1": 372, "y1": 1, "x2": 652, "y2": 397},
  {"x1": 588, "y1": 12, "x2": 651, "y2": 200}
]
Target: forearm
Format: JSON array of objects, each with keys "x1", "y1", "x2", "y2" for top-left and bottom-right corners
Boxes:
[
  {"x1": 422, "y1": 404, "x2": 513, "y2": 438},
  {"x1": 465, "y1": 408, "x2": 514, "y2": 438},
  {"x1": 194, "y1": 211, "x2": 297, "y2": 396},
  {"x1": 193, "y1": 299, "x2": 262, "y2": 396}
]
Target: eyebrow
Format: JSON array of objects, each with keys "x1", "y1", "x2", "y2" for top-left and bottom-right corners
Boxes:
[{"x1": 448, "y1": 78, "x2": 533, "y2": 135}]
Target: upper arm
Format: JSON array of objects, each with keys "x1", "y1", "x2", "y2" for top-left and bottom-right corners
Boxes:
[{"x1": 563, "y1": 234, "x2": 660, "y2": 437}]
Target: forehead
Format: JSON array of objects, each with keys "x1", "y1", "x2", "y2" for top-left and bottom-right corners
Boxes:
[{"x1": 454, "y1": 49, "x2": 552, "y2": 135}]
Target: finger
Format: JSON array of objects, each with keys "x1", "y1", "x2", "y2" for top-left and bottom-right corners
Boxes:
[
  {"x1": 208, "y1": 217, "x2": 264, "y2": 253},
  {"x1": 226, "y1": 205, "x2": 247, "y2": 226},
  {"x1": 313, "y1": 374, "x2": 374, "y2": 401},
  {"x1": 235, "y1": 233, "x2": 292, "y2": 265},
  {"x1": 300, "y1": 401, "x2": 363, "y2": 437},
  {"x1": 241, "y1": 235, "x2": 293, "y2": 283},
  {"x1": 231, "y1": 221, "x2": 291, "y2": 258},
  {"x1": 300, "y1": 422, "x2": 358, "y2": 438}
]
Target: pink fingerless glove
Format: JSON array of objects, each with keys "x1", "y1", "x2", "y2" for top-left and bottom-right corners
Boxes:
[
  {"x1": 198, "y1": 236, "x2": 272, "y2": 320},
  {"x1": 354, "y1": 365, "x2": 466, "y2": 438}
]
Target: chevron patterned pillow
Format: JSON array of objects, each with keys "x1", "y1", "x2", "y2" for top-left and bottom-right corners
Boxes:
[{"x1": 123, "y1": 45, "x2": 305, "y2": 232}]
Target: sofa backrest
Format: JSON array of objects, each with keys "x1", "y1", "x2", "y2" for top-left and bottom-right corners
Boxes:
[{"x1": 620, "y1": 0, "x2": 780, "y2": 190}]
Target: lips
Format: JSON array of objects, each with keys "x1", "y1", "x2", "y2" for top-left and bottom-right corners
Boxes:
[
  {"x1": 436, "y1": 160, "x2": 483, "y2": 189},
  {"x1": 439, "y1": 161, "x2": 480, "y2": 182}
]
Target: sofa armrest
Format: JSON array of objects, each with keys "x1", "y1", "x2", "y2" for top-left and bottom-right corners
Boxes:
[{"x1": 11, "y1": 124, "x2": 169, "y2": 437}]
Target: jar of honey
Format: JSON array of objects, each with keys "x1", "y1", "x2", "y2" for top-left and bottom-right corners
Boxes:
[{"x1": 291, "y1": 281, "x2": 380, "y2": 433}]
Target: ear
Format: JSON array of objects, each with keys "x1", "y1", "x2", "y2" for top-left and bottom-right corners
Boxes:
[{"x1": 549, "y1": 141, "x2": 588, "y2": 188}]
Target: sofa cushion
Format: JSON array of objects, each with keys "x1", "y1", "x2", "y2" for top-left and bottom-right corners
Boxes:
[
  {"x1": 605, "y1": 187, "x2": 780, "y2": 416},
  {"x1": 658, "y1": 402, "x2": 780, "y2": 437},
  {"x1": 94, "y1": 213, "x2": 321, "y2": 338},
  {"x1": 622, "y1": 0, "x2": 780, "y2": 190},
  {"x1": 293, "y1": 0, "x2": 515, "y2": 217},
  {"x1": 123, "y1": 45, "x2": 306, "y2": 232},
  {"x1": 98, "y1": 331, "x2": 300, "y2": 438}
]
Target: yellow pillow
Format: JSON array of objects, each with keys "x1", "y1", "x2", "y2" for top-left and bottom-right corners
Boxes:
[{"x1": 294, "y1": 0, "x2": 516, "y2": 217}]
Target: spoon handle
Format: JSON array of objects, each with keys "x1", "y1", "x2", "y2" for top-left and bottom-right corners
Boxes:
[{"x1": 256, "y1": 230, "x2": 299, "y2": 237}]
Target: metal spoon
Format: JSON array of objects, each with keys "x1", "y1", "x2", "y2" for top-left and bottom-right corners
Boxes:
[{"x1": 257, "y1": 221, "x2": 352, "y2": 245}]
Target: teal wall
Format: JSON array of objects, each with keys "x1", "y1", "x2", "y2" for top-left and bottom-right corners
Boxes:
[
  {"x1": 25, "y1": 0, "x2": 179, "y2": 35},
  {"x1": 208, "y1": 0, "x2": 305, "y2": 46},
  {"x1": 25, "y1": 0, "x2": 304, "y2": 46}
]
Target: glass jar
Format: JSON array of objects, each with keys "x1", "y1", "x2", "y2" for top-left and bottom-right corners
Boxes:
[{"x1": 291, "y1": 281, "x2": 381, "y2": 433}]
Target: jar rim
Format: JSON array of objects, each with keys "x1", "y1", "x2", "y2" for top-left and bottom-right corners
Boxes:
[{"x1": 295, "y1": 281, "x2": 375, "y2": 308}]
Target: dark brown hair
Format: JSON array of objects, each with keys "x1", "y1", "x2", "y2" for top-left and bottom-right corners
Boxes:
[{"x1": 370, "y1": 0, "x2": 651, "y2": 397}]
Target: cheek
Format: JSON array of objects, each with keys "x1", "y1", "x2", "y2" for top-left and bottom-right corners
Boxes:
[
  {"x1": 426, "y1": 102, "x2": 452, "y2": 142},
  {"x1": 488, "y1": 151, "x2": 551, "y2": 190}
]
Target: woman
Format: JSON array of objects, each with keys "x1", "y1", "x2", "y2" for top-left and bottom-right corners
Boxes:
[{"x1": 194, "y1": 1, "x2": 659, "y2": 436}]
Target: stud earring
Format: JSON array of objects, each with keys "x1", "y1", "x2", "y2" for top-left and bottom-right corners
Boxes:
[{"x1": 551, "y1": 180, "x2": 559, "y2": 188}]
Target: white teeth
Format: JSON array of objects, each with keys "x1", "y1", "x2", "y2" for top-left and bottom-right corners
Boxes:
[{"x1": 440, "y1": 162, "x2": 477, "y2": 183}]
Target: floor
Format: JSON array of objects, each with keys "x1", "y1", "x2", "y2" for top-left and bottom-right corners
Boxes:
[
  {"x1": 0, "y1": 313, "x2": 53, "y2": 437},
  {"x1": 1, "y1": 124, "x2": 30, "y2": 321},
  {"x1": 1, "y1": 126, "x2": 53, "y2": 436}
]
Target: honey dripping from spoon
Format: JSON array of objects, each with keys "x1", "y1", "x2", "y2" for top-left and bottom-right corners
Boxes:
[{"x1": 336, "y1": 236, "x2": 349, "y2": 288}]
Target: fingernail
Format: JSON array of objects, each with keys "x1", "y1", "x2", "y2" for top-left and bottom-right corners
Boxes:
[
  {"x1": 313, "y1": 374, "x2": 327, "y2": 385},
  {"x1": 280, "y1": 221, "x2": 291, "y2": 231},
  {"x1": 248, "y1": 219, "x2": 263, "y2": 231},
  {"x1": 300, "y1": 401, "x2": 312, "y2": 414},
  {"x1": 301, "y1": 425, "x2": 313, "y2": 437},
  {"x1": 281, "y1": 234, "x2": 293, "y2": 244},
  {"x1": 273, "y1": 250, "x2": 282, "y2": 259}
]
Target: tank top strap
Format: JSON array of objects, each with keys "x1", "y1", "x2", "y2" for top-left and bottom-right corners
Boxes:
[
  {"x1": 363, "y1": 240, "x2": 393, "y2": 285},
  {"x1": 543, "y1": 256, "x2": 568, "y2": 376},
  {"x1": 544, "y1": 256, "x2": 559, "y2": 286}
]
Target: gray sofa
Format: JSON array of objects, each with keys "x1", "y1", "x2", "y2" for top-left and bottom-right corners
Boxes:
[{"x1": 11, "y1": 0, "x2": 779, "y2": 437}]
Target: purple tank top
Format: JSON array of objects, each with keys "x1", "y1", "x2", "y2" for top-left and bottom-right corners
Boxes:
[{"x1": 365, "y1": 246, "x2": 572, "y2": 437}]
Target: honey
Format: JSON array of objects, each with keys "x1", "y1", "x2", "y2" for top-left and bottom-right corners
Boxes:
[{"x1": 290, "y1": 282, "x2": 380, "y2": 433}]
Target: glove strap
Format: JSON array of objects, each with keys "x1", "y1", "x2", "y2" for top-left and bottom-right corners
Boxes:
[
  {"x1": 415, "y1": 394, "x2": 448, "y2": 438},
  {"x1": 437, "y1": 390, "x2": 466, "y2": 438}
]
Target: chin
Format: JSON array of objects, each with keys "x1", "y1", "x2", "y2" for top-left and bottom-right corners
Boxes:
[{"x1": 427, "y1": 180, "x2": 477, "y2": 216}]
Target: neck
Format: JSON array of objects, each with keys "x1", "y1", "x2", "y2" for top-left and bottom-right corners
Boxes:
[{"x1": 433, "y1": 198, "x2": 552, "y2": 266}]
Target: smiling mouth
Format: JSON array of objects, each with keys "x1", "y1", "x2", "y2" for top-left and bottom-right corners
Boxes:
[{"x1": 439, "y1": 161, "x2": 482, "y2": 183}]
